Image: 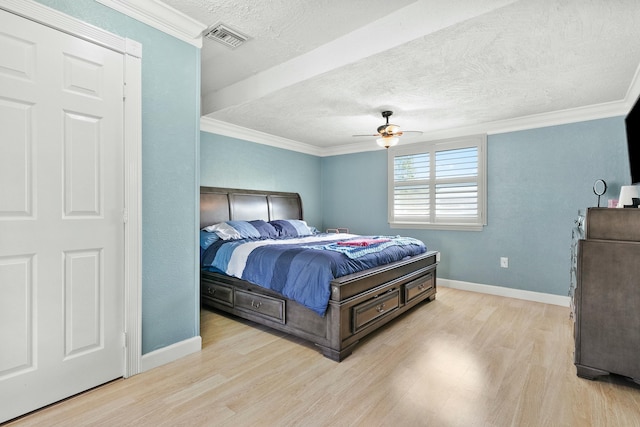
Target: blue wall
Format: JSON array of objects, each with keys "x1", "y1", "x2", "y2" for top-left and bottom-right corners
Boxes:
[
  {"x1": 31, "y1": 0, "x2": 632, "y2": 356},
  {"x1": 321, "y1": 149, "x2": 389, "y2": 234},
  {"x1": 203, "y1": 118, "x2": 628, "y2": 298},
  {"x1": 322, "y1": 117, "x2": 630, "y2": 296},
  {"x1": 36, "y1": 0, "x2": 201, "y2": 354},
  {"x1": 200, "y1": 132, "x2": 323, "y2": 229}
]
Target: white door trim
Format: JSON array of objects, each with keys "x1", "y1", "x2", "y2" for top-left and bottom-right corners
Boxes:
[
  {"x1": 0, "y1": 0, "x2": 143, "y2": 377},
  {"x1": 122, "y1": 42, "x2": 143, "y2": 378}
]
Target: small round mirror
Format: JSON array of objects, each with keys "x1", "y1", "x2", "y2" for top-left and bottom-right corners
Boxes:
[
  {"x1": 593, "y1": 179, "x2": 607, "y2": 207},
  {"x1": 593, "y1": 179, "x2": 607, "y2": 196}
]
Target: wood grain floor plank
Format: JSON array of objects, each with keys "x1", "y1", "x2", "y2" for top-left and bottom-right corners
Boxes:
[{"x1": 6, "y1": 287, "x2": 640, "y2": 427}]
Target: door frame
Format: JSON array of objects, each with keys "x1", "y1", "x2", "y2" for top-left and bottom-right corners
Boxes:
[{"x1": 0, "y1": 0, "x2": 142, "y2": 377}]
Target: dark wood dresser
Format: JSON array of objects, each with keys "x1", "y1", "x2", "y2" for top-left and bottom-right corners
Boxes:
[{"x1": 574, "y1": 208, "x2": 640, "y2": 384}]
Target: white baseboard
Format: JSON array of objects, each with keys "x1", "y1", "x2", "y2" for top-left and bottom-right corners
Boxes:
[
  {"x1": 438, "y1": 278, "x2": 570, "y2": 307},
  {"x1": 141, "y1": 336, "x2": 202, "y2": 372}
]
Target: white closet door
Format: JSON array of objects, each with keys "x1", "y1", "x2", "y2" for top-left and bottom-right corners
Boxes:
[{"x1": 0, "y1": 8, "x2": 125, "y2": 422}]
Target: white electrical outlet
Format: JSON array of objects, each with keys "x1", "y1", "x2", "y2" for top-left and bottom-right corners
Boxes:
[{"x1": 500, "y1": 257, "x2": 509, "y2": 268}]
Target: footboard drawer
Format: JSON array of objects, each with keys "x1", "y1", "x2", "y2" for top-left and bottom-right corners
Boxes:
[
  {"x1": 202, "y1": 281, "x2": 234, "y2": 307},
  {"x1": 404, "y1": 272, "x2": 435, "y2": 303},
  {"x1": 235, "y1": 289, "x2": 285, "y2": 324},
  {"x1": 352, "y1": 289, "x2": 400, "y2": 333}
]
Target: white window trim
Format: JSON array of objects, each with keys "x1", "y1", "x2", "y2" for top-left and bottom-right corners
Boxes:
[{"x1": 387, "y1": 134, "x2": 487, "y2": 231}]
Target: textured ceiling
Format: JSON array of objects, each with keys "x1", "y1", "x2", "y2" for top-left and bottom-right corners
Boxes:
[{"x1": 163, "y1": 0, "x2": 640, "y2": 152}]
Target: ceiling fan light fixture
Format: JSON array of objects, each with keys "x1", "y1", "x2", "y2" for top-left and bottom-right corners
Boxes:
[
  {"x1": 353, "y1": 110, "x2": 420, "y2": 147},
  {"x1": 386, "y1": 124, "x2": 400, "y2": 134},
  {"x1": 377, "y1": 136, "x2": 399, "y2": 148}
]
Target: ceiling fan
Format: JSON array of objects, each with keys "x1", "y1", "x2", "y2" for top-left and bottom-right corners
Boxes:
[{"x1": 353, "y1": 111, "x2": 423, "y2": 148}]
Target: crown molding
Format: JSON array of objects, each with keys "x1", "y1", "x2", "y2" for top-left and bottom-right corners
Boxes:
[
  {"x1": 625, "y1": 64, "x2": 640, "y2": 109},
  {"x1": 484, "y1": 100, "x2": 628, "y2": 135},
  {"x1": 327, "y1": 100, "x2": 631, "y2": 156},
  {"x1": 201, "y1": 100, "x2": 630, "y2": 158},
  {"x1": 95, "y1": 0, "x2": 206, "y2": 48},
  {"x1": 0, "y1": 0, "x2": 129, "y2": 53},
  {"x1": 200, "y1": 117, "x2": 324, "y2": 157}
]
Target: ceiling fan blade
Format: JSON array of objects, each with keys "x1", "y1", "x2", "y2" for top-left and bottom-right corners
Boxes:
[
  {"x1": 401, "y1": 130, "x2": 423, "y2": 135},
  {"x1": 352, "y1": 134, "x2": 380, "y2": 137}
]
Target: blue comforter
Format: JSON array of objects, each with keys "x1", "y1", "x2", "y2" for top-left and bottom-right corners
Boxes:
[{"x1": 201, "y1": 234, "x2": 426, "y2": 316}]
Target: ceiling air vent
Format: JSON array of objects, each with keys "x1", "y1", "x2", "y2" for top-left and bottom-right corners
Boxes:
[{"x1": 204, "y1": 23, "x2": 249, "y2": 49}]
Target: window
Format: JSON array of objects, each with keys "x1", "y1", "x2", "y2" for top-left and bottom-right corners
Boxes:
[{"x1": 388, "y1": 134, "x2": 487, "y2": 231}]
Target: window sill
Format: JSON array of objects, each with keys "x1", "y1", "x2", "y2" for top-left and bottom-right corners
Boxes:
[{"x1": 390, "y1": 222, "x2": 484, "y2": 232}]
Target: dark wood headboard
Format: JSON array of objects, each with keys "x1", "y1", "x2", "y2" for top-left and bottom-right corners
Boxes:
[{"x1": 200, "y1": 187, "x2": 303, "y2": 229}]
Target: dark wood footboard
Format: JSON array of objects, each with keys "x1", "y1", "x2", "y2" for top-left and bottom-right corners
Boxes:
[{"x1": 201, "y1": 250, "x2": 438, "y2": 361}]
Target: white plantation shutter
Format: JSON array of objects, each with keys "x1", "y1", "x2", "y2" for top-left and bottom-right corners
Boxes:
[
  {"x1": 388, "y1": 135, "x2": 486, "y2": 230},
  {"x1": 435, "y1": 147, "x2": 478, "y2": 220},
  {"x1": 393, "y1": 152, "x2": 430, "y2": 221}
]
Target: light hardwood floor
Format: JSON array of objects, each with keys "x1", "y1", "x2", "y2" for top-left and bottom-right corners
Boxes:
[{"x1": 6, "y1": 287, "x2": 640, "y2": 427}]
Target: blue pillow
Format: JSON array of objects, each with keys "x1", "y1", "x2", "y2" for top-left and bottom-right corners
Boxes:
[
  {"x1": 248, "y1": 220, "x2": 279, "y2": 239},
  {"x1": 203, "y1": 220, "x2": 282, "y2": 240},
  {"x1": 269, "y1": 219, "x2": 314, "y2": 238},
  {"x1": 227, "y1": 220, "x2": 261, "y2": 239},
  {"x1": 200, "y1": 230, "x2": 220, "y2": 250}
]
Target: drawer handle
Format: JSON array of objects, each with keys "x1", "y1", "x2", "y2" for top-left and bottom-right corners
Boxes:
[
  {"x1": 207, "y1": 287, "x2": 216, "y2": 295},
  {"x1": 376, "y1": 303, "x2": 386, "y2": 313},
  {"x1": 418, "y1": 284, "x2": 425, "y2": 290},
  {"x1": 251, "y1": 300, "x2": 263, "y2": 309}
]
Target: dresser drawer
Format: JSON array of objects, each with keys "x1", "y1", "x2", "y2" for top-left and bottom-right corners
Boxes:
[
  {"x1": 404, "y1": 272, "x2": 434, "y2": 303},
  {"x1": 235, "y1": 289, "x2": 285, "y2": 324},
  {"x1": 352, "y1": 289, "x2": 400, "y2": 333},
  {"x1": 201, "y1": 281, "x2": 233, "y2": 307}
]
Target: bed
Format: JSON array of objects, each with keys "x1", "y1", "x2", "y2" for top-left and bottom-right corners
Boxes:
[{"x1": 200, "y1": 186, "x2": 438, "y2": 361}]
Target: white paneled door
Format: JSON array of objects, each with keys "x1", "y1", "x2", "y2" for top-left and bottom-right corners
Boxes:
[{"x1": 0, "y1": 9, "x2": 125, "y2": 422}]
